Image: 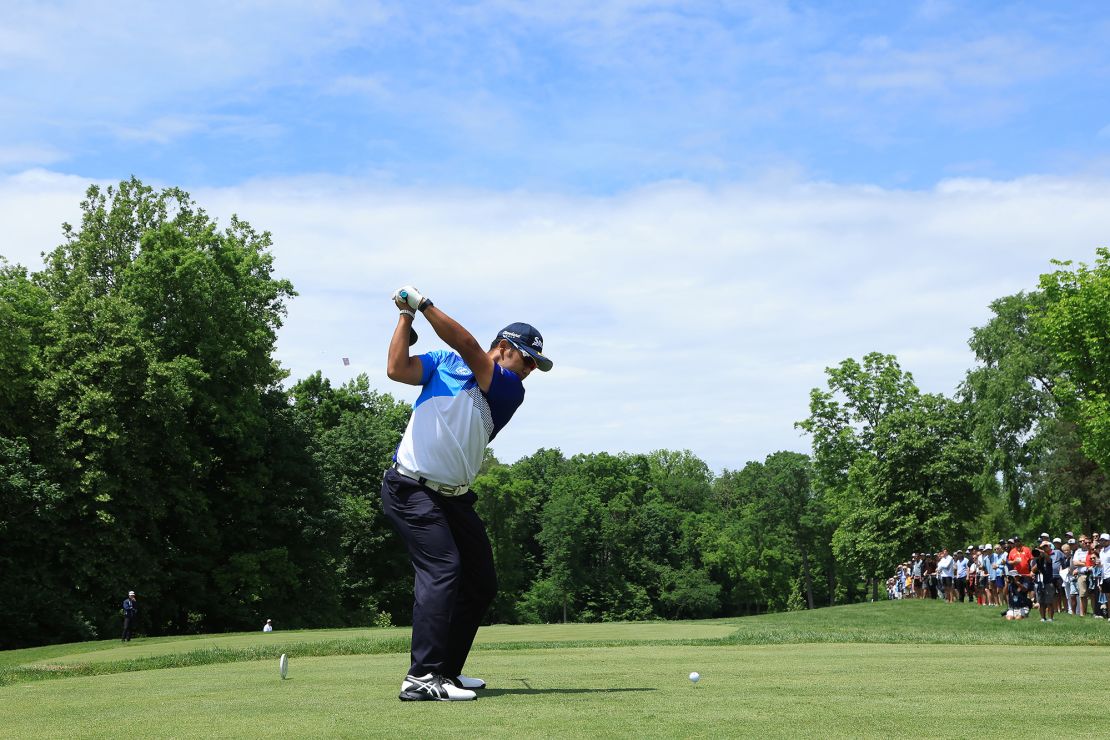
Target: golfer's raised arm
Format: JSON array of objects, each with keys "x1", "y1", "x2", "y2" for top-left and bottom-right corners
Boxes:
[
  {"x1": 421, "y1": 305, "x2": 494, "y2": 392},
  {"x1": 386, "y1": 311, "x2": 424, "y2": 385}
]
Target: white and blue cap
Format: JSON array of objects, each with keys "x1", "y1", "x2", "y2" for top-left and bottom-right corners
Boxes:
[{"x1": 496, "y1": 322, "x2": 553, "y2": 372}]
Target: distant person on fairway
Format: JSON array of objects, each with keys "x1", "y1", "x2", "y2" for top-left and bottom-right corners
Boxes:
[
  {"x1": 382, "y1": 285, "x2": 552, "y2": 702},
  {"x1": 263, "y1": 619, "x2": 273, "y2": 632},
  {"x1": 121, "y1": 590, "x2": 138, "y2": 642}
]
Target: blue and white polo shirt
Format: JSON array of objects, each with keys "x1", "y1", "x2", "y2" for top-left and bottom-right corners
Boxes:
[{"x1": 394, "y1": 350, "x2": 525, "y2": 486}]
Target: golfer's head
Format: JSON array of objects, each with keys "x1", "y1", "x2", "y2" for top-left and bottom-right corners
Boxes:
[{"x1": 491, "y1": 323, "x2": 553, "y2": 378}]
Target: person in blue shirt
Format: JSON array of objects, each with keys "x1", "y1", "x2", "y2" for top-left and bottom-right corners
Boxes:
[
  {"x1": 121, "y1": 590, "x2": 138, "y2": 642},
  {"x1": 383, "y1": 285, "x2": 552, "y2": 702},
  {"x1": 990, "y1": 543, "x2": 1007, "y2": 607}
]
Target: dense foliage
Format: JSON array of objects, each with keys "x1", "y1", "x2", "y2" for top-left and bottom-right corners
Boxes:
[{"x1": 2, "y1": 180, "x2": 1108, "y2": 648}]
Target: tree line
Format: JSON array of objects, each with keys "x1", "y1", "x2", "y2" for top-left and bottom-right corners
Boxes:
[{"x1": 2, "y1": 179, "x2": 1108, "y2": 648}]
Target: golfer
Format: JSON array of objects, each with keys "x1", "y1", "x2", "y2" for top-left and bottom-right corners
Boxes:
[{"x1": 382, "y1": 285, "x2": 552, "y2": 702}]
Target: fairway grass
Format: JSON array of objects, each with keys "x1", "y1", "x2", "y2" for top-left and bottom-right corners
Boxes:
[
  {"x1": 3, "y1": 643, "x2": 1108, "y2": 738},
  {"x1": 3, "y1": 601, "x2": 1110, "y2": 738}
]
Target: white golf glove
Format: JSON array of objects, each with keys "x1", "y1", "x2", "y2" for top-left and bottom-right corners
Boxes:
[{"x1": 393, "y1": 285, "x2": 432, "y2": 312}]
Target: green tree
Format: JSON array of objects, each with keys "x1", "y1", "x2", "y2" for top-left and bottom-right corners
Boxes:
[
  {"x1": 290, "y1": 373, "x2": 411, "y2": 625},
  {"x1": 962, "y1": 291, "x2": 1058, "y2": 518},
  {"x1": 1026, "y1": 419, "x2": 1110, "y2": 534},
  {"x1": 698, "y1": 452, "x2": 825, "y2": 614},
  {"x1": 0, "y1": 436, "x2": 78, "y2": 648},
  {"x1": 19, "y1": 177, "x2": 325, "y2": 638},
  {"x1": 962, "y1": 287, "x2": 1107, "y2": 535},
  {"x1": 1037, "y1": 249, "x2": 1110, "y2": 469},
  {"x1": 799, "y1": 353, "x2": 985, "y2": 599},
  {"x1": 473, "y1": 449, "x2": 565, "y2": 623}
]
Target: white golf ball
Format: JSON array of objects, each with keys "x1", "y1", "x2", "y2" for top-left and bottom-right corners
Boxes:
[{"x1": 689, "y1": 671, "x2": 700, "y2": 683}]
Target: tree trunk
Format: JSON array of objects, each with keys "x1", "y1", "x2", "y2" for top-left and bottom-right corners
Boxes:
[{"x1": 799, "y1": 542, "x2": 815, "y2": 610}]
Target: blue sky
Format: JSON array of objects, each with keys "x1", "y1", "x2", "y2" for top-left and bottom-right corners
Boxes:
[
  {"x1": 5, "y1": 1, "x2": 1109, "y2": 190},
  {"x1": 4, "y1": 1, "x2": 1110, "y2": 470}
]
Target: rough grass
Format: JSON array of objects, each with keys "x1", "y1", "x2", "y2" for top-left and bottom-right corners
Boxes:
[
  {"x1": 0, "y1": 619, "x2": 740, "y2": 687},
  {"x1": 722, "y1": 598, "x2": 1110, "y2": 646}
]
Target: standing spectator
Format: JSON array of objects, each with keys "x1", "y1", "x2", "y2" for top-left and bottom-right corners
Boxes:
[
  {"x1": 975, "y1": 545, "x2": 991, "y2": 605},
  {"x1": 1051, "y1": 541, "x2": 1069, "y2": 613},
  {"x1": 1007, "y1": 536, "x2": 1034, "y2": 592},
  {"x1": 967, "y1": 547, "x2": 979, "y2": 603},
  {"x1": 1073, "y1": 536, "x2": 1091, "y2": 617},
  {"x1": 989, "y1": 543, "x2": 1006, "y2": 606},
  {"x1": 1032, "y1": 543, "x2": 1056, "y2": 622},
  {"x1": 1063, "y1": 541, "x2": 1079, "y2": 615},
  {"x1": 937, "y1": 549, "x2": 955, "y2": 603},
  {"x1": 1100, "y1": 534, "x2": 1110, "y2": 613},
  {"x1": 954, "y1": 550, "x2": 970, "y2": 603},
  {"x1": 263, "y1": 619, "x2": 274, "y2": 632},
  {"x1": 1089, "y1": 538, "x2": 1103, "y2": 618},
  {"x1": 121, "y1": 590, "x2": 138, "y2": 642},
  {"x1": 924, "y1": 553, "x2": 938, "y2": 599},
  {"x1": 911, "y1": 554, "x2": 923, "y2": 599}
]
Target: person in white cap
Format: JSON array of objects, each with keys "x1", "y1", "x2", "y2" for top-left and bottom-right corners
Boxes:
[
  {"x1": 263, "y1": 619, "x2": 273, "y2": 633},
  {"x1": 121, "y1": 590, "x2": 138, "y2": 642}
]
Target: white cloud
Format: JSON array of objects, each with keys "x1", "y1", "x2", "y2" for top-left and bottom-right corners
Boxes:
[
  {"x1": 108, "y1": 115, "x2": 284, "y2": 145},
  {"x1": 4, "y1": 170, "x2": 1110, "y2": 471},
  {"x1": 822, "y1": 34, "x2": 1054, "y2": 97},
  {"x1": 0, "y1": 144, "x2": 66, "y2": 167},
  {"x1": 0, "y1": 1, "x2": 391, "y2": 115},
  {"x1": 0, "y1": 169, "x2": 96, "y2": 265}
]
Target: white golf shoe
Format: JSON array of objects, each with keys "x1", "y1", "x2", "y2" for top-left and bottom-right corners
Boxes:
[
  {"x1": 401, "y1": 673, "x2": 486, "y2": 691},
  {"x1": 454, "y1": 674, "x2": 486, "y2": 689},
  {"x1": 399, "y1": 674, "x2": 477, "y2": 701}
]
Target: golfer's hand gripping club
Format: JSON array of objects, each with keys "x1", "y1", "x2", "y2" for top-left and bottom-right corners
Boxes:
[
  {"x1": 392, "y1": 286, "x2": 426, "y2": 347},
  {"x1": 394, "y1": 285, "x2": 433, "y2": 312}
]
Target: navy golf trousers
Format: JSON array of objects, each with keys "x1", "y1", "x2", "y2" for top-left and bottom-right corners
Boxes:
[{"x1": 380, "y1": 468, "x2": 497, "y2": 678}]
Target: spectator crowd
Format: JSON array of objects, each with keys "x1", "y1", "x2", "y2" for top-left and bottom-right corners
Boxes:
[{"x1": 887, "y1": 532, "x2": 1110, "y2": 622}]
